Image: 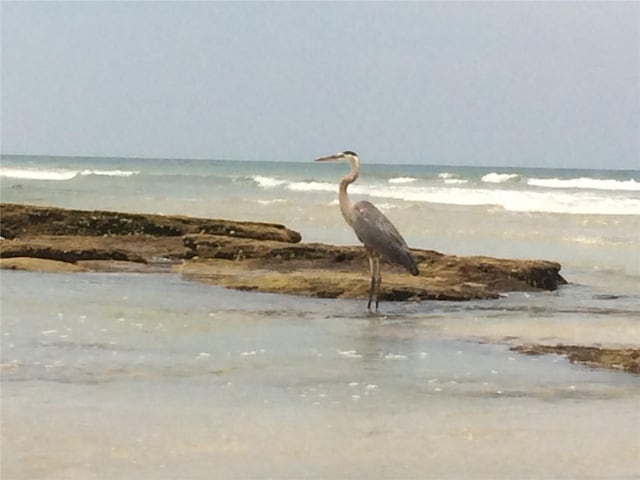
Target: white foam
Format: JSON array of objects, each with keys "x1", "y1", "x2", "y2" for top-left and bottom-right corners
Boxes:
[
  {"x1": 444, "y1": 179, "x2": 469, "y2": 185},
  {"x1": 438, "y1": 172, "x2": 468, "y2": 184},
  {"x1": 0, "y1": 168, "x2": 78, "y2": 181},
  {"x1": 527, "y1": 177, "x2": 640, "y2": 192},
  {"x1": 251, "y1": 175, "x2": 287, "y2": 188},
  {"x1": 481, "y1": 172, "x2": 520, "y2": 183},
  {"x1": 257, "y1": 198, "x2": 288, "y2": 206},
  {"x1": 80, "y1": 169, "x2": 139, "y2": 177},
  {"x1": 253, "y1": 172, "x2": 639, "y2": 215},
  {"x1": 1, "y1": 167, "x2": 139, "y2": 180},
  {"x1": 287, "y1": 180, "x2": 336, "y2": 192},
  {"x1": 337, "y1": 349, "x2": 362, "y2": 358},
  {"x1": 388, "y1": 176, "x2": 417, "y2": 184},
  {"x1": 363, "y1": 185, "x2": 640, "y2": 215}
]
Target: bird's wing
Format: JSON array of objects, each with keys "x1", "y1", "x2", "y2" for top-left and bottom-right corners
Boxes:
[{"x1": 351, "y1": 201, "x2": 419, "y2": 275}]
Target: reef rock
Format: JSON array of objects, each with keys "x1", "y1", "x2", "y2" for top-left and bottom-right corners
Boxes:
[
  {"x1": 180, "y1": 234, "x2": 565, "y2": 301},
  {"x1": 0, "y1": 203, "x2": 567, "y2": 301},
  {"x1": 512, "y1": 344, "x2": 640, "y2": 374},
  {"x1": 0, "y1": 203, "x2": 301, "y2": 243}
]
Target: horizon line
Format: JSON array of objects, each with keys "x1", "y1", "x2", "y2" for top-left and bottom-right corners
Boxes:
[{"x1": 1, "y1": 152, "x2": 638, "y2": 172}]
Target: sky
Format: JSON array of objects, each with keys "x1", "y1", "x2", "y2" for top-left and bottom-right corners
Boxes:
[{"x1": 1, "y1": 1, "x2": 638, "y2": 169}]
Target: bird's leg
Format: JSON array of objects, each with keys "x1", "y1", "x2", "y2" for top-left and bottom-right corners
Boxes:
[
  {"x1": 374, "y1": 256, "x2": 382, "y2": 311},
  {"x1": 366, "y1": 248, "x2": 376, "y2": 311}
]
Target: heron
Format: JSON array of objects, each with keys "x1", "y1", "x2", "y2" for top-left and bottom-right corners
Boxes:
[{"x1": 315, "y1": 150, "x2": 419, "y2": 311}]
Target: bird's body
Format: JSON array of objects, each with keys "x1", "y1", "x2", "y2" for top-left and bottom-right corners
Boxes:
[
  {"x1": 350, "y1": 200, "x2": 419, "y2": 276},
  {"x1": 315, "y1": 151, "x2": 419, "y2": 310}
]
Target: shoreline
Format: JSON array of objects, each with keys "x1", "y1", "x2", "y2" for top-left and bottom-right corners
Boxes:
[{"x1": 2, "y1": 202, "x2": 638, "y2": 374}]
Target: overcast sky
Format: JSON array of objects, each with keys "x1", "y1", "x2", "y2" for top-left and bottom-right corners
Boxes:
[{"x1": 2, "y1": 1, "x2": 638, "y2": 168}]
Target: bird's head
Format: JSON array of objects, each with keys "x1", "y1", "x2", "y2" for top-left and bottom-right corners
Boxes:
[{"x1": 314, "y1": 150, "x2": 359, "y2": 167}]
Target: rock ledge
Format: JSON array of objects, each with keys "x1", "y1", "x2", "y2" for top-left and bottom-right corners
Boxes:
[{"x1": 1, "y1": 203, "x2": 567, "y2": 301}]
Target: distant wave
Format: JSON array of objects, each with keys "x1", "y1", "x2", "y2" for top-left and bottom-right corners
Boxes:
[
  {"x1": 251, "y1": 175, "x2": 287, "y2": 188},
  {"x1": 388, "y1": 177, "x2": 417, "y2": 184},
  {"x1": 361, "y1": 186, "x2": 640, "y2": 216},
  {"x1": 444, "y1": 179, "x2": 469, "y2": 185},
  {"x1": 287, "y1": 180, "x2": 336, "y2": 192},
  {"x1": 0, "y1": 167, "x2": 139, "y2": 180},
  {"x1": 481, "y1": 172, "x2": 520, "y2": 183},
  {"x1": 256, "y1": 198, "x2": 288, "y2": 206},
  {"x1": 437, "y1": 172, "x2": 468, "y2": 185},
  {"x1": 80, "y1": 169, "x2": 139, "y2": 177},
  {"x1": 527, "y1": 177, "x2": 640, "y2": 192},
  {"x1": 251, "y1": 175, "x2": 639, "y2": 215},
  {"x1": 0, "y1": 168, "x2": 78, "y2": 181}
]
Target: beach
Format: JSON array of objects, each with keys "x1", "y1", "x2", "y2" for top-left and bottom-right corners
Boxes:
[{"x1": 1, "y1": 155, "x2": 639, "y2": 478}]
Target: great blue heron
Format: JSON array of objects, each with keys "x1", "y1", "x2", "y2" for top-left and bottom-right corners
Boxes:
[{"x1": 315, "y1": 150, "x2": 419, "y2": 311}]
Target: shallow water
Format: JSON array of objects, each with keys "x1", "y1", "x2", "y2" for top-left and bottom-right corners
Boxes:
[
  {"x1": 2, "y1": 156, "x2": 640, "y2": 477},
  {"x1": 2, "y1": 271, "x2": 638, "y2": 479},
  {"x1": 3, "y1": 156, "x2": 640, "y2": 283}
]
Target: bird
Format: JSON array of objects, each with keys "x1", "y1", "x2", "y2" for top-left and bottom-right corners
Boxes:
[{"x1": 315, "y1": 150, "x2": 419, "y2": 311}]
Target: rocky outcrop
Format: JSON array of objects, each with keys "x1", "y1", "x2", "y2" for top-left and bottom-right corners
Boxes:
[
  {"x1": 1, "y1": 235, "x2": 184, "y2": 265},
  {"x1": 180, "y1": 234, "x2": 566, "y2": 301},
  {"x1": 512, "y1": 345, "x2": 640, "y2": 374},
  {"x1": 0, "y1": 203, "x2": 567, "y2": 301},
  {"x1": 0, "y1": 203, "x2": 301, "y2": 243},
  {"x1": 0, "y1": 257, "x2": 88, "y2": 273}
]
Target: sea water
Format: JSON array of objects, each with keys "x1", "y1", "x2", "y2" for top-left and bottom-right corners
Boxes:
[{"x1": 1, "y1": 155, "x2": 639, "y2": 478}]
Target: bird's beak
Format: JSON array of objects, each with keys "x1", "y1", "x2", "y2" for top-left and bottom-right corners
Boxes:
[{"x1": 314, "y1": 154, "x2": 342, "y2": 162}]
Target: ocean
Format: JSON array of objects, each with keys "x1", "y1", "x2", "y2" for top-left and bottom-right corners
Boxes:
[{"x1": 1, "y1": 154, "x2": 639, "y2": 479}]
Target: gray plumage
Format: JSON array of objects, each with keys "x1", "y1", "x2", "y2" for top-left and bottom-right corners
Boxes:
[{"x1": 351, "y1": 200, "x2": 419, "y2": 276}]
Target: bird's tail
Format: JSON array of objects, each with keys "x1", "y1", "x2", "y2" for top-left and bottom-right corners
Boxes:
[{"x1": 399, "y1": 249, "x2": 419, "y2": 276}]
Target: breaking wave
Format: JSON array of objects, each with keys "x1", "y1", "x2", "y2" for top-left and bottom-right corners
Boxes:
[
  {"x1": 481, "y1": 172, "x2": 520, "y2": 183},
  {"x1": 444, "y1": 179, "x2": 469, "y2": 185},
  {"x1": 80, "y1": 169, "x2": 139, "y2": 177},
  {"x1": 251, "y1": 175, "x2": 639, "y2": 215},
  {"x1": 361, "y1": 186, "x2": 640, "y2": 215},
  {"x1": 388, "y1": 177, "x2": 417, "y2": 184},
  {"x1": 1, "y1": 168, "x2": 78, "y2": 181},
  {"x1": 0, "y1": 167, "x2": 139, "y2": 180},
  {"x1": 438, "y1": 172, "x2": 468, "y2": 185},
  {"x1": 287, "y1": 180, "x2": 336, "y2": 192},
  {"x1": 256, "y1": 198, "x2": 289, "y2": 206},
  {"x1": 527, "y1": 177, "x2": 640, "y2": 192},
  {"x1": 251, "y1": 175, "x2": 287, "y2": 188}
]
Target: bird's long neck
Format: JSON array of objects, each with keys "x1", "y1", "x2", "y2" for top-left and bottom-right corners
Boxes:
[{"x1": 338, "y1": 157, "x2": 359, "y2": 226}]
